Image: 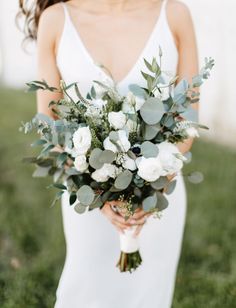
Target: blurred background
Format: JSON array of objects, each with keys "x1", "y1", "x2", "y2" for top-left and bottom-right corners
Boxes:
[{"x1": 0, "y1": 0, "x2": 236, "y2": 307}]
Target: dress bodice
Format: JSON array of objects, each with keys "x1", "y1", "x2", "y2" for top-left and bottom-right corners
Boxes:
[{"x1": 56, "y1": 0, "x2": 178, "y2": 98}]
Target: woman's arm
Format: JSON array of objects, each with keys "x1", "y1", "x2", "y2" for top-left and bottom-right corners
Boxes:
[
  {"x1": 36, "y1": 4, "x2": 64, "y2": 118},
  {"x1": 168, "y1": 0, "x2": 199, "y2": 154}
]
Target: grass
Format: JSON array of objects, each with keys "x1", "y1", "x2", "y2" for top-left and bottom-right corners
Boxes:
[{"x1": 0, "y1": 88, "x2": 235, "y2": 308}]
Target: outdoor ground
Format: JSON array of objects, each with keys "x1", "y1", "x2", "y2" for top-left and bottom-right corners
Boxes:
[{"x1": 0, "y1": 88, "x2": 235, "y2": 308}]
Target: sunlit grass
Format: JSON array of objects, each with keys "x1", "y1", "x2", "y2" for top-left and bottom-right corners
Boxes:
[{"x1": 0, "y1": 88, "x2": 235, "y2": 307}]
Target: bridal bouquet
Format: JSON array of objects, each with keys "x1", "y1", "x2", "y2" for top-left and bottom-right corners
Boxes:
[{"x1": 21, "y1": 49, "x2": 214, "y2": 272}]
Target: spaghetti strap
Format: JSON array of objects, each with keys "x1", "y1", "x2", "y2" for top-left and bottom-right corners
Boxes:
[{"x1": 61, "y1": 2, "x2": 70, "y2": 21}]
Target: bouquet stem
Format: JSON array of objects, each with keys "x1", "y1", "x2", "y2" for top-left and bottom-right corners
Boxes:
[
  {"x1": 116, "y1": 250, "x2": 142, "y2": 273},
  {"x1": 117, "y1": 226, "x2": 142, "y2": 273}
]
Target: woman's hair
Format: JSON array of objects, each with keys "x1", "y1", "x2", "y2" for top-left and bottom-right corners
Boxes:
[{"x1": 18, "y1": 0, "x2": 69, "y2": 41}]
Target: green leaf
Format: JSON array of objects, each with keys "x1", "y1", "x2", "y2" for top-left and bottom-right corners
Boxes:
[
  {"x1": 77, "y1": 185, "x2": 95, "y2": 206},
  {"x1": 89, "y1": 148, "x2": 104, "y2": 169},
  {"x1": 140, "y1": 97, "x2": 165, "y2": 125},
  {"x1": 114, "y1": 170, "x2": 133, "y2": 190},
  {"x1": 31, "y1": 139, "x2": 47, "y2": 147},
  {"x1": 151, "y1": 176, "x2": 168, "y2": 190},
  {"x1": 128, "y1": 84, "x2": 147, "y2": 98},
  {"x1": 33, "y1": 166, "x2": 51, "y2": 177},
  {"x1": 156, "y1": 191, "x2": 169, "y2": 211},
  {"x1": 144, "y1": 58, "x2": 154, "y2": 72},
  {"x1": 74, "y1": 203, "x2": 87, "y2": 214},
  {"x1": 57, "y1": 152, "x2": 68, "y2": 167},
  {"x1": 99, "y1": 150, "x2": 116, "y2": 164},
  {"x1": 165, "y1": 180, "x2": 177, "y2": 195},
  {"x1": 89, "y1": 195, "x2": 103, "y2": 210},
  {"x1": 52, "y1": 183, "x2": 67, "y2": 190},
  {"x1": 182, "y1": 107, "x2": 199, "y2": 122},
  {"x1": 143, "y1": 194, "x2": 157, "y2": 212},
  {"x1": 50, "y1": 190, "x2": 64, "y2": 208},
  {"x1": 143, "y1": 123, "x2": 161, "y2": 140},
  {"x1": 140, "y1": 141, "x2": 159, "y2": 158},
  {"x1": 69, "y1": 193, "x2": 77, "y2": 205},
  {"x1": 187, "y1": 172, "x2": 204, "y2": 184}
]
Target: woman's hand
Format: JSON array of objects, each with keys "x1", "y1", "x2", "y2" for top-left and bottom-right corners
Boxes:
[{"x1": 101, "y1": 201, "x2": 151, "y2": 236}]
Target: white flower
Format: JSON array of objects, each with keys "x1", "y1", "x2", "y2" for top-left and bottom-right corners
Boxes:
[
  {"x1": 108, "y1": 111, "x2": 126, "y2": 130},
  {"x1": 103, "y1": 137, "x2": 118, "y2": 153},
  {"x1": 116, "y1": 130, "x2": 131, "y2": 152},
  {"x1": 91, "y1": 98, "x2": 107, "y2": 109},
  {"x1": 125, "y1": 119, "x2": 137, "y2": 133},
  {"x1": 72, "y1": 126, "x2": 92, "y2": 155},
  {"x1": 157, "y1": 141, "x2": 184, "y2": 176},
  {"x1": 92, "y1": 77, "x2": 115, "y2": 98},
  {"x1": 153, "y1": 84, "x2": 170, "y2": 101},
  {"x1": 116, "y1": 153, "x2": 137, "y2": 171},
  {"x1": 91, "y1": 163, "x2": 119, "y2": 182},
  {"x1": 137, "y1": 156, "x2": 163, "y2": 182},
  {"x1": 74, "y1": 155, "x2": 88, "y2": 173},
  {"x1": 186, "y1": 127, "x2": 200, "y2": 138},
  {"x1": 103, "y1": 130, "x2": 131, "y2": 153},
  {"x1": 122, "y1": 92, "x2": 145, "y2": 114}
]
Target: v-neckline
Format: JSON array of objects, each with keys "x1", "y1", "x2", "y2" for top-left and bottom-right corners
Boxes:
[{"x1": 63, "y1": 2, "x2": 165, "y2": 86}]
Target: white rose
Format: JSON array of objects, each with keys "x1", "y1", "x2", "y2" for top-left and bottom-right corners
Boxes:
[
  {"x1": 116, "y1": 153, "x2": 137, "y2": 171},
  {"x1": 108, "y1": 111, "x2": 126, "y2": 130},
  {"x1": 74, "y1": 155, "x2": 88, "y2": 172},
  {"x1": 116, "y1": 130, "x2": 131, "y2": 152},
  {"x1": 186, "y1": 127, "x2": 200, "y2": 138},
  {"x1": 91, "y1": 163, "x2": 119, "y2": 182},
  {"x1": 72, "y1": 126, "x2": 92, "y2": 155},
  {"x1": 103, "y1": 137, "x2": 118, "y2": 153},
  {"x1": 137, "y1": 156, "x2": 163, "y2": 182},
  {"x1": 157, "y1": 141, "x2": 184, "y2": 176},
  {"x1": 153, "y1": 84, "x2": 170, "y2": 101}
]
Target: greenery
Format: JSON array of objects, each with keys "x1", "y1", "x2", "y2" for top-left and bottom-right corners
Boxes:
[{"x1": 0, "y1": 88, "x2": 235, "y2": 307}]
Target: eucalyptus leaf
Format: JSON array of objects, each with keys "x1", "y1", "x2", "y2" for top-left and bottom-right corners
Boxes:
[
  {"x1": 140, "y1": 141, "x2": 159, "y2": 158},
  {"x1": 128, "y1": 84, "x2": 147, "y2": 98},
  {"x1": 143, "y1": 124, "x2": 161, "y2": 140},
  {"x1": 114, "y1": 170, "x2": 133, "y2": 190},
  {"x1": 74, "y1": 203, "x2": 87, "y2": 214},
  {"x1": 156, "y1": 191, "x2": 169, "y2": 211},
  {"x1": 143, "y1": 194, "x2": 157, "y2": 212},
  {"x1": 165, "y1": 180, "x2": 177, "y2": 195},
  {"x1": 31, "y1": 139, "x2": 47, "y2": 147},
  {"x1": 99, "y1": 150, "x2": 116, "y2": 164},
  {"x1": 69, "y1": 193, "x2": 77, "y2": 205},
  {"x1": 151, "y1": 176, "x2": 168, "y2": 190},
  {"x1": 89, "y1": 148, "x2": 104, "y2": 169},
  {"x1": 140, "y1": 97, "x2": 165, "y2": 125},
  {"x1": 33, "y1": 166, "x2": 51, "y2": 178},
  {"x1": 188, "y1": 172, "x2": 204, "y2": 184},
  {"x1": 77, "y1": 185, "x2": 95, "y2": 206}
]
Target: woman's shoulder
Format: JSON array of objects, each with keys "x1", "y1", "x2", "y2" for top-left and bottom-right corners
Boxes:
[
  {"x1": 166, "y1": 1, "x2": 194, "y2": 42},
  {"x1": 37, "y1": 3, "x2": 65, "y2": 48}
]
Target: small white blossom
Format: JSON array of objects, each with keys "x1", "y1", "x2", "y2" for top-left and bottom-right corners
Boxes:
[
  {"x1": 153, "y1": 84, "x2": 170, "y2": 101},
  {"x1": 74, "y1": 155, "x2": 88, "y2": 173},
  {"x1": 116, "y1": 153, "x2": 137, "y2": 171}
]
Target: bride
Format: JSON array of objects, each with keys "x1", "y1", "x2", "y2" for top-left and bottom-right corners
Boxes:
[{"x1": 19, "y1": 0, "x2": 198, "y2": 307}]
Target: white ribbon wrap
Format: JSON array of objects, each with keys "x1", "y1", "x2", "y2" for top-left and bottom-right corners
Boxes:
[{"x1": 119, "y1": 226, "x2": 139, "y2": 253}]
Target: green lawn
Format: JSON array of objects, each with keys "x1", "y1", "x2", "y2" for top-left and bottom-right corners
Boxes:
[{"x1": 0, "y1": 88, "x2": 235, "y2": 308}]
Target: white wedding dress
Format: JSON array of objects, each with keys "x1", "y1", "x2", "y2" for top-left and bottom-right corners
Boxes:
[{"x1": 55, "y1": 1, "x2": 187, "y2": 307}]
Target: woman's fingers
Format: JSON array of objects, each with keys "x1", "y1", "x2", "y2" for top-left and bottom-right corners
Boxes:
[{"x1": 134, "y1": 224, "x2": 144, "y2": 237}]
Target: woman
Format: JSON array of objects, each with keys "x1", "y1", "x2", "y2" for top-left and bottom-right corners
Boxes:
[{"x1": 19, "y1": 0, "x2": 198, "y2": 307}]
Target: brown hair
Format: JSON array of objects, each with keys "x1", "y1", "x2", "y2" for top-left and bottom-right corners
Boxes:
[{"x1": 18, "y1": 0, "x2": 69, "y2": 41}]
